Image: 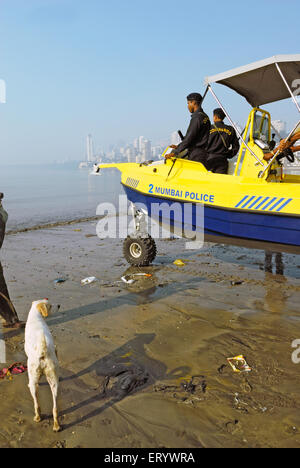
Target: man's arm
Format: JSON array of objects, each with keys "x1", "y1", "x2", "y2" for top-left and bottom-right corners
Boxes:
[
  {"x1": 229, "y1": 129, "x2": 240, "y2": 158},
  {"x1": 278, "y1": 131, "x2": 300, "y2": 151},
  {"x1": 173, "y1": 116, "x2": 200, "y2": 155}
]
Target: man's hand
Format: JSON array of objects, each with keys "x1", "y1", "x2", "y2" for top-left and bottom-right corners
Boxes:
[
  {"x1": 165, "y1": 153, "x2": 176, "y2": 160},
  {"x1": 169, "y1": 145, "x2": 177, "y2": 149},
  {"x1": 263, "y1": 153, "x2": 274, "y2": 161},
  {"x1": 278, "y1": 139, "x2": 288, "y2": 151}
]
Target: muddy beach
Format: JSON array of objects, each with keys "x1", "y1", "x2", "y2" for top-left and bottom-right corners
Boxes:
[{"x1": 0, "y1": 220, "x2": 300, "y2": 448}]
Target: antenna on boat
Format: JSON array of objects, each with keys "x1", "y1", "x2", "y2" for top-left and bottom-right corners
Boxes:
[{"x1": 166, "y1": 130, "x2": 184, "y2": 180}]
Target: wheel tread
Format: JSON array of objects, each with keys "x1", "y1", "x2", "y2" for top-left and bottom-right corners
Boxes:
[{"x1": 123, "y1": 236, "x2": 157, "y2": 266}]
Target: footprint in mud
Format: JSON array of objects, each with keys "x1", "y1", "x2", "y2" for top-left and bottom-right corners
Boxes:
[
  {"x1": 225, "y1": 420, "x2": 242, "y2": 435},
  {"x1": 240, "y1": 379, "x2": 253, "y2": 394}
]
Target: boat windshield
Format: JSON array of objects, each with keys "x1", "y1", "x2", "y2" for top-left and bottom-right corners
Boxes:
[{"x1": 252, "y1": 110, "x2": 270, "y2": 143}]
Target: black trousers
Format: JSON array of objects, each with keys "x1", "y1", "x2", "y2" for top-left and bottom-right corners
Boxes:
[
  {"x1": 0, "y1": 211, "x2": 19, "y2": 325},
  {"x1": 183, "y1": 148, "x2": 208, "y2": 165},
  {"x1": 207, "y1": 155, "x2": 228, "y2": 174}
]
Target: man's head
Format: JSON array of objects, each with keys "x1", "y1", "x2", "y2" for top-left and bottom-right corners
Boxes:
[
  {"x1": 187, "y1": 93, "x2": 202, "y2": 113},
  {"x1": 213, "y1": 108, "x2": 226, "y2": 123}
]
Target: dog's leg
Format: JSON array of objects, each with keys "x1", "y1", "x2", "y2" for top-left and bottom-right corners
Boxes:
[
  {"x1": 46, "y1": 370, "x2": 61, "y2": 432},
  {"x1": 28, "y1": 368, "x2": 42, "y2": 423}
]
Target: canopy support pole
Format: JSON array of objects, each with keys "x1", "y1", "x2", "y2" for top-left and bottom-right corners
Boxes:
[
  {"x1": 201, "y1": 86, "x2": 209, "y2": 106},
  {"x1": 275, "y1": 62, "x2": 300, "y2": 113},
  {"x1": 207, "y1": 85, "x2": 264, "y2": 167},
  {"x1": 258, "y1": 63, "x2": 300, "y2": 177}
]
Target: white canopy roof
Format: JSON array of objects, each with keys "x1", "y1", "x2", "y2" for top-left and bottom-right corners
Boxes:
[{"x1": 205, "y1": 55, "x2": 300, "y2": 107}]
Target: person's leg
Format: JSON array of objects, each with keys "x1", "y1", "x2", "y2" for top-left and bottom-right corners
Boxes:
[
  {"x1": 0, "y1": 262, "x2": 20, "y2": 326},
  {"x1": 214, "y1": 162, "x2": 228, "y2": 174},
  {"x1": 189, "y1": 149, "x2": 209, "y2": 168},
  {"x1": 208, "y1": 157, "x2": 228, "y2": 174},
  {"x1": 0, "y1": 206, "x2": 24, "y2": 328}
]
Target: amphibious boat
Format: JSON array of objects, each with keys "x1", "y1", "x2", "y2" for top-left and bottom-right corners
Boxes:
[{"x1": 95, "y1": 55, "x2": 300, "y2": 265}]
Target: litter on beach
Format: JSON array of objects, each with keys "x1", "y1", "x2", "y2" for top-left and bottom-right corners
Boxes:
[
  {"x1": 227, "y1": 355, "x2": 252, "y2": 373},
  {"x1": 54, "y1": 278, "x2": 67, "y2": 284},
  {"x1": 81, "y1": 276, "x2": 98, "y2": 285},
  {"x1": 173, "y1": 259, "x2": 186, "y2": 267},
  {"x1": 0, "y1": 363, "x2": 27, "y2": 381},
  {"x1": 121, "y1": 273, "x2": 152, "y2": 285},
  {"x1": 121, "y1": 276, "x2": 136, "y2": 285},
  {"x1": 132, "y1": 273, "x2": 152, "y2": 278}
]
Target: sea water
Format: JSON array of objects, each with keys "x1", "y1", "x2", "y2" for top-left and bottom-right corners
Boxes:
[{"x1": 0, "y1": 164, "x2": 124, "y2": 230}]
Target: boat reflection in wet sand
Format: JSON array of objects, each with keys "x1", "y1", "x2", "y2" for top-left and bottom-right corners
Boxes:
[{"x1": 95, "y1": 55, "x2": 300, "y2": 265}]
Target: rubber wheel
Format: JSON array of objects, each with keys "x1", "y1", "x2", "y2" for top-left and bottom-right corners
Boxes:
[{"x1": 123, "y1": 236, "x2": 157, "y2": 266}]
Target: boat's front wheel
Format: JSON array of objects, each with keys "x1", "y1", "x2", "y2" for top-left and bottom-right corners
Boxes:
[{"x1": 123, "y1": 236, "x2": 157, "y2": 266}]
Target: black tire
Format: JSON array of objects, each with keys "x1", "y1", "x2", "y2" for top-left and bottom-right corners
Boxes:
[{"x1": 123, "y1": 236, "x2": 157, "y2": 266}]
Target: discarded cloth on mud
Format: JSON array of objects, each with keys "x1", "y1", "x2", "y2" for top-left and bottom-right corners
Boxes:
[{"x1": 0, "y1": 362, "x2": 27, "y2": 381}]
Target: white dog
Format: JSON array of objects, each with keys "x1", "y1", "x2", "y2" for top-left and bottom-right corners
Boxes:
[{"x1": 25, "y1": 299, "x2": 61, "y2": 432}]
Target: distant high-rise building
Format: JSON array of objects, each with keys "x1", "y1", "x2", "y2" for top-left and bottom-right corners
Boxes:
[
  {"x1": 138, "y1": 136, "x2": 145, "y2": 153},
  {"x1": 125, "y1": 146, "x2": 137, "y2": 163},
  {"x1": 272, "y1": 120, "x2": 287, "y2": 138},
  {"x1": 86, "y1": 134, "x2": 94, "y2": 163},
  {"x1": 133, "y1": 138, "x2": 139, "y2": 152},
  {"x1": 152, "y1": 145, "x2": 163, "y2": 159},
  {"x1": 141, "y1": 139, "x2": 151, "y2": 162}
]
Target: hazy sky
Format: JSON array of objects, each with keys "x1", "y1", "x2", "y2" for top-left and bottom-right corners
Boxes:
[{"x1": 0, "y1": 0, "x2": 299, "y2": 163}]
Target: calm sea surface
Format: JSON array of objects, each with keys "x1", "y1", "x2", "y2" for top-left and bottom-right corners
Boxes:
[{"x1": 0, "y1": 165, "x2": 124, "y2": 230}]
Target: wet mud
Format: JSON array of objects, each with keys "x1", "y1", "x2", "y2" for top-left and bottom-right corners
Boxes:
[{"x1": 0, "y1": 221, "x2": 300, "y2": 448}]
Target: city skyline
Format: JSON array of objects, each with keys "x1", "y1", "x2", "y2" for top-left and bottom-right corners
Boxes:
[
  {"x1": 0, "y1": 0, "x2": 299, "y2": 164},
  {"x1": 78, "y1": 116, "x2": 289, "y2": 167}
]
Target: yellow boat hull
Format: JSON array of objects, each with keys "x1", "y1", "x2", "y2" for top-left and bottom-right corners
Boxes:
[{"x1": 97, "y1": 159, "x2": 300, "y2": 248}]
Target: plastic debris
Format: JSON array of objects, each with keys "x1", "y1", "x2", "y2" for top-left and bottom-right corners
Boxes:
[
  {"x1": 227, "y1": 355, "x2": 252, "y2": 373},
  {"x1": 231, "y1": 281, "x2": 244, "y2": 286},
  {"x1": 54, "y1": 278, "x2": 67, "y2": 284},
  {"x1": 121, "y1": 276, "x2": 136, "y2": 285},
  {"x1": 132, "y1": 273, "x2": 152, "y2": 278},
  {"x1": 174, "y1": 259, "x2": 185, "y2": 267},
  {"x1": 81, "y1": 276, "x2": 98, "y2": 285},
  {"x1": 120, "y1": 273, "x2": 152, "y2": 285},
  {"x1": 0, "y1": 363, "x2": 27, "y2": 381}
]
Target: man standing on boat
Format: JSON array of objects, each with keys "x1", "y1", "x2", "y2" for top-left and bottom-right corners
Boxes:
[
  {"x1": 206, "y1": 108, "x2": 240, "y2": 174},
  {"x1": 165, "y1": 93, "x2": 211, "y2": 165}
]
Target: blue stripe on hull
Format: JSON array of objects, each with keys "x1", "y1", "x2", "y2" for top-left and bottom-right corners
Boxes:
[{"x1": 123, "y1": 186, "x2": 300, "y2": 247}]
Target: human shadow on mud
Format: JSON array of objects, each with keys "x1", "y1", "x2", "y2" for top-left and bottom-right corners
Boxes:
[
  {"x1": 50, "y1": 276, "x2": 203, "y2": 329},
  {"x1": 59, "y1": 333, "x2": 190, "y2": 431},
  {"x1": 3, "y1": 275, "x2": 204, "y2": 341}
]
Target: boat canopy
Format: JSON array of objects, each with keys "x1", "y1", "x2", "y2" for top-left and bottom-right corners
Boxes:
[{"x1": 205, "y1": 55, "x2": 300, "y2": 107}]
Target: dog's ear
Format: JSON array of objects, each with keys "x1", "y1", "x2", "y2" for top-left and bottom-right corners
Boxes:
[{"x1": 37, "y1": 302, "x2": 49, "y2": 318}]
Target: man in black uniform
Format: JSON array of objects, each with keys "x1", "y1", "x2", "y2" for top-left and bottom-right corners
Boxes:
[
  {"x1": 206, "y1": 108, "x2": 240, "y2": 174},
  {"x1": 166, "y1": 93, "x2": 210, "y2": 165}
]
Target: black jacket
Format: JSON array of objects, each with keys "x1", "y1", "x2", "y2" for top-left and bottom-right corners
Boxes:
[
  {"x1": 207, "y1": 121, "x2": 240, "y2": 160},
  {"x1": 174, "y1": 108, "x2": 211, "y2": 156}
]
